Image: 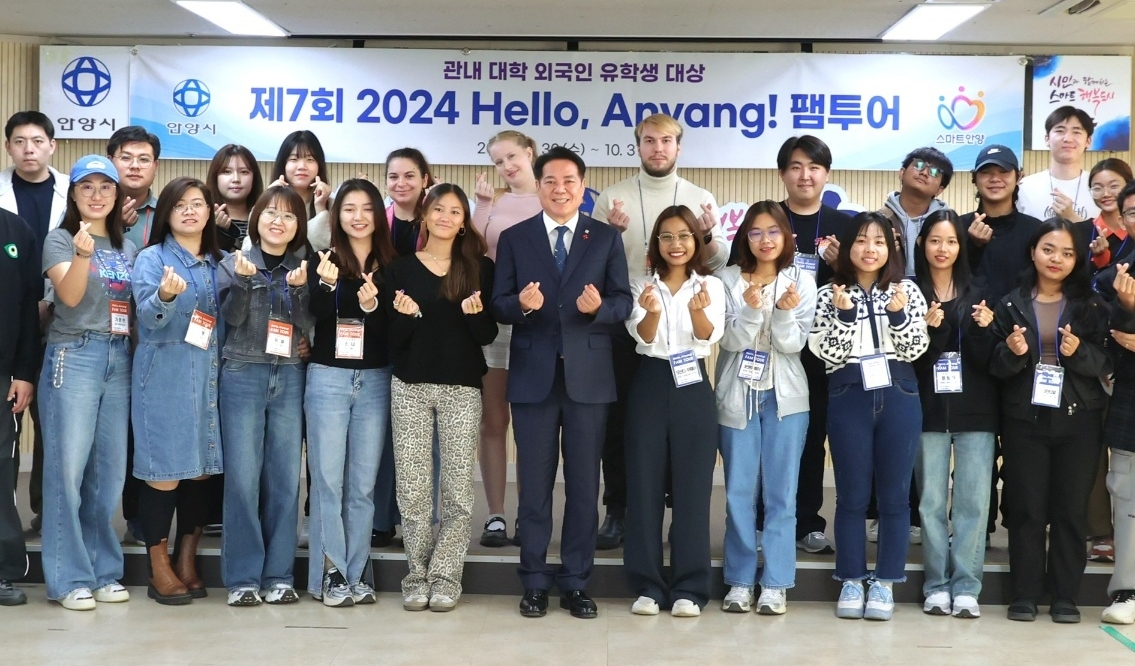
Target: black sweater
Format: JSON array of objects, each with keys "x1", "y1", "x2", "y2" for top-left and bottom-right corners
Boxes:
[
  {"x1": 0, "y1": 209, "x2": 42, "y2": 381},
  {"x1": 386, "y1": 254, "x2": 498, "y2": 389},
  {"x1": 306, "y1": 258, "x2": 391, "y2": 369},
  {"x1": 963, "y1": 210, "x2": 1043, "y2": 304},
  {"x1": 778, "y1": 202, "x2": 853, "y2": 288},
  {"x1": 912, "y1": 283, "x2": 999, "y2": 434}
]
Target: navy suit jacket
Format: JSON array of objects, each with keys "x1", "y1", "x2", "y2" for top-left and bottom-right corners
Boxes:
[{"x1": 492, "y1": 212, "x2": 632, "y2": 404}]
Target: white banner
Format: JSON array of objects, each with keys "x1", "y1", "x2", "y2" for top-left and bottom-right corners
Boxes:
[
  {"x1": 128, "y1": 47, "x2": 1025, "y2": 171},
  {"x1": 1029, "y1": 55, "x2": 1131, "y2": 150},
  {"x1": 39, "y1": 46, "x2": 132, "y2": 139}
]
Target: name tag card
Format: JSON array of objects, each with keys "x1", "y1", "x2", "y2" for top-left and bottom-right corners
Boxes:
[
  {"x1": 794, "y1": 253, "x2": 820, "y2": 278},
  {"x1": 860, "y1": 353, "x2": 892, "y2": 390},
  {"x1": 669, "y1": 349, "x2": 703, "y2": 387},
  {"x1": 738, "y1": 349, "x2": 770, "y2": 382},
  {"x1": 185, "y1": 310, "x2": 216, "y2": 350},
  {"x1": 335, "y1": 319, "x2": 365, "y2": 360},
  {"x1": 266, "y1": 319, "x2": 294, "y2": 357},
  {"x1": 933, "y1": 352, "x2": 963, "y2": 394},
  {"x1": 109, "y1": 300, "x2": 130, "y2": 335},
  {"x1": 1031, "y1": 363, "x2": 1065, "y2": 408}
]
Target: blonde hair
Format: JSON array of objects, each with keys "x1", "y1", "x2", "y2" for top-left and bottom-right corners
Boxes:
[
  {"x1": 485, "y1": 131, "x2": 537, "y2": 198},
  {"x1": 634, "y1": 113, "x2": 683, "y2": 144}
]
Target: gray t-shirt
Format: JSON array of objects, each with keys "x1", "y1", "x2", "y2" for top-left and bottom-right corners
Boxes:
[{"x1": 43, "y1": 227, "x2": 137, "y2": 342}]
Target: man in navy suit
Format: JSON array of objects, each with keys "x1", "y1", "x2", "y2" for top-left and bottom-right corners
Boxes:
[{"x1": 492, "y1": 147, "x2": 632, "y2": 619}]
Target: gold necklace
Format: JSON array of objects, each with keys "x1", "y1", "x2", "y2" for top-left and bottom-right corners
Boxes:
[{"x1": 424, "y1": 249, "x2": 451, "y2": 276}]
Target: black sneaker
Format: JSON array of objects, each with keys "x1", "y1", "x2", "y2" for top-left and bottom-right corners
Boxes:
[
  {"x1": 371, "y1": 529, "x2": 394, "y2": 548},
  {"x1": 480, "y1": 516, "x2": 510, "y2": 547},
  {"x1": 0, "y1": 580, "x2": 27, "y2": 606}
]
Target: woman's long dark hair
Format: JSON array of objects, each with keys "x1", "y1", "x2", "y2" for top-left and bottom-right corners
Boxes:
[
  {"x1": 385, "y1": 147, "x2": 434, "y2": 222},
  {"x1": 149, "y1": 177, "x2": 224, "y2": 261},
  {"x1": 1021, "y1": 217, "x2": 1093, "y2": 301},
  {"x1": 913, "y1": 209, "x2": 972, "y2": 319},
  {"x1": 420, "y1": 183, "x2": 486, "y2": 302},
  {"x1": 62, "y1": 178, "x2": 126, "y2": 250},
  {"x1": 329, "y1": 178, "x2": 396, "y2": 279},
  {"x1": 831, "y1": 211, "x2": 904, "y2": 290},
  {"x1": 647, "y1": 205, "x2": 712, "y2": 280}
]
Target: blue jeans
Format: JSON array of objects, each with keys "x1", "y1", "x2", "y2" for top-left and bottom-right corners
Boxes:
[
  {"x1": 304, "y1": 363, "x2": 390, "y2": 593},
  {"x1": 827, "y1": 379, "x2": 921, "y2": 582},
  {"x1": 719, "y1": 390, "x2": 808, "y2": 590},
  {"x1": 916, "y1": 431, "x2": 994, "y2": 598},
  {"x1": 220, "y1": 361, "x2": 305, "y2": 592},
  {"x1": 39, "y1": 334, "x2": 130, "y2": 599}
]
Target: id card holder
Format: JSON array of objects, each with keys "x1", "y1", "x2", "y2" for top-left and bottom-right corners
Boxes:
[
  {"x1": 933, "y1": 352, "x2": 963, "y2": 394},
  {"x1": 860, "y1": 353, "x2": 892, "y2": 390},
  {"x1": 738, "y1": 349, "x2": 769, "y2": 382},
  {"x1": 669, "y1": 349, "x2": 703, "y2": 387},
  {"x1": 109, "y1": 300, "x2": 130, "y2": 335},
  {"x1": 1031, "y1": 363, "x2": 1064, "y2": 408},
  {"x1": 266, "y1": 319, "x2": 294, "y2": 357},
  {"x1": 793, "y1": 253, "x2": 819, "y2": 279},
  {"x1": 185, "y1": 310, "x2": 216, "y2": 350},
  {"x1": 335, "y1": 318, "x2": 365, "y2": 360}
]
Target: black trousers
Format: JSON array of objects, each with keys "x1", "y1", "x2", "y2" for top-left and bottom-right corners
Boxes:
[
  {"x1": 600, "y1": 330, "x2": 640, "y2": 516},
  {"x1": 1001, "y1": 408, "x2": 1102, "y2": 601},
  {"x1": 0, "y1": 377, "x2": 27, "y2": 580},
  {"x1": 795, "y1": 348, "x2": 829, "y2": 538},
  {"x1": 623, "y1": 357, "x2": 717, "y2": 608}
]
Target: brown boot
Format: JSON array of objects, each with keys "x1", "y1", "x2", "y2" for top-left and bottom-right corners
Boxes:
[
  {"x1": 174, "y1": 529, "x2": 207, "y2": 598},
  {"x1": 147, "y1": 539, "x2": 192, "y2": 605}
]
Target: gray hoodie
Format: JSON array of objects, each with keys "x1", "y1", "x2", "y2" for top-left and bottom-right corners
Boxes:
[{"x1": 881, "y1": 191, "x2": 949, "y2": 275}]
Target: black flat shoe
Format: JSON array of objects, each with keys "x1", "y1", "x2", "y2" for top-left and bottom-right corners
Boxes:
[
  {"x1": 560, "y1": 590, "x2": 598, "y2": 619},
  {"x1": 596, "y1": 515, "x2": 625, "y2": 551},
  {"x1": 371, "y1": 529, "x2": 394, "y2": 548},
  {"x1": 519, "y1": 589, "x2": 548, "y2": 617},
  {"x1": 1007, "y1": 598, "x2": 1037, "y2": 622},
  {"x1": 1050, "y1": 598, "x2": 1081, "y2": 624}
]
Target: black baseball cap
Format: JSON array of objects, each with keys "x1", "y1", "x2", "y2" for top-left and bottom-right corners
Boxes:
[{"x1": 973, "y1": 144, "x2": 1019, "y2": 171}]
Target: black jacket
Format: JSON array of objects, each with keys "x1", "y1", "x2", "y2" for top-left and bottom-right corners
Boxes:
[
  {"x1": 989, "y1": 285, "x2": 1111, "y2": 421},
  {"x1": 912, "y1": 281, "x2": 999, "y2": 433},
  {"x1": 963, "y1": 210, "x2": 1043, "y2": 305},
  {"x1": 0, "y1": 209, "x2": 42, "y2": 381}
]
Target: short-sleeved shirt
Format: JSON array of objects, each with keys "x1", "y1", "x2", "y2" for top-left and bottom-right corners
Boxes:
[{"x1": 42, "y1": 227, "x2": 137, "y2": 342}]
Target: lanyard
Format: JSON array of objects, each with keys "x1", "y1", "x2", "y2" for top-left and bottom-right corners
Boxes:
[
  {"x1": 861, "y1": 284, "x2": 884, "y2": 354},
  {"x1": 638, "y1": 177, "x2": 679, "y2": 256},
  {"x1": 1050, "y1": 171, "x2": 1083, "y2": 217},
  {"x1": 787, "y1": 208, "x2": 822, "y2": 253},
  {"x1": 1031, "y1": 295, "x2": 1065, "y2": 365},
  {"x1": 656, "y1": 274, "x2": 695, "y2": 355},
  {"x1": 261, "y1": 268, "x2": 292, "y2": 318}
]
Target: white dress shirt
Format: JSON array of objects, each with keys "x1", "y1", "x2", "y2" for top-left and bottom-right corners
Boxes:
[
  {"x1": 627, "y1": 270, "x2": 726, "y2": 359},
  {"x1": 542, "y1": 212, "x2": 579, "y2": 255}
]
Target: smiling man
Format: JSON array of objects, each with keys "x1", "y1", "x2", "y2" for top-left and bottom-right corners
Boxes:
[
  {"x1": 107, "y1": 126, "x2": 162, "y2": 250},
  {"x1": 1017, "y1": 106, "x2": 1099, "y2": 223},
  {"x1": 878, "y1": 147, "x2": 953, "y2": 275}
]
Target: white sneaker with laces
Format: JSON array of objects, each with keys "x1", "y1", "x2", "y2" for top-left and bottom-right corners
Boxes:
[
  {"x1": 923, "y1": 590, "x2": 951, "y2": 615},
  {"x1": 261, "y1": 583, "x2": 298, "y2": 604},
  {"x1": 1102, "y1": 590, "x2": 1135, "y2": 624},
  {"x1": 321, "y1": 569, "x2": 354, "y2": 608},
  {"x1": 350, "y1": 582, "x2": 376, "y2": 605},
  {"x1": 631, "y1": 596, "x2": 659, "y2": 615},
  {"x1": 60, "y1": 588, "x2": 95, "y2": 611},
  {"x1": 836, "y1": 581, "x2": 864, "y2": 619},
  {"x1": 864, "y1": 580, "x2": 894, "y2": 621},
  {"x1": 403, "y1": 593, "x2": 429, "y2": 611},
  {"x1": 722, "y1": 585, "x2": 753, "y2": 613},
  {"x1": 952, "y1": 594, "x2": 981, "y2": 619},
  {"x1": 867, "y1": 520, "x2": 879, "y2": 543},
  {"x1": 671, "y1": 599, "x2": 700, "y2": 617},
  {"x1": 757, "y1": 588, "x2": 786, "y2": 615},
  {"x1": 93, "y1": 582, "x2": 130, "y2": 603}
]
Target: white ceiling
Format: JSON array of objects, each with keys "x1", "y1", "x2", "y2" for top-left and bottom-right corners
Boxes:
[{"x1": 3, "y1": 0, "x2": 1135, "y2": 45}]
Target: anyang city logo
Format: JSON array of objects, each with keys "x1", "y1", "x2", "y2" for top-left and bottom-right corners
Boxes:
[{"x1": 938, "y1": 86, "x2": 986, "y2": 131}]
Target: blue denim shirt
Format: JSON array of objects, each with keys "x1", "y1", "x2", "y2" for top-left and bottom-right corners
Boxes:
[
  {"x1": 217, "y1": 245, "x2": 314, "y2": 364},
  {"x1": 131, "y1": 237, "x2": 225, "y2": 479}
]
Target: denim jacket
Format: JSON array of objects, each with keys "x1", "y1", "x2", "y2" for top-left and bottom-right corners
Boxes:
[
  {"x1": 131, "y1": 238, "x2": 225, "y2": 478},
  {"x1": 217, "y1": 245, "x2": 314, "y2": 364}
]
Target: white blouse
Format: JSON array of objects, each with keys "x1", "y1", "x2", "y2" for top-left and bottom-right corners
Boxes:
[{"x1": 627, "y1": 270, "x2": 726, "y2": 360}]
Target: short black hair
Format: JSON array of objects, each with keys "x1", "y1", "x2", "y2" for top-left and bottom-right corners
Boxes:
[
  {"x1": 107, "y1": 125, "x2": 161, "y2": 160},
  {"x1": 1045, "y1": 105, "x2": 1096, "y2": 138},
  {"x1": 776, "y1": 135, "x2": 832, "y2": 172},
  {"x1": 5, "y1": 111, "x2": 54, "y2": 140},
  {"x1": 1118, "y1": 180, "x2": 1135, "y2": 215},
  {"x1": 902, "y1": 147, "x2": 954, "y2": 189},
  {"x1": 534, "y1": 146, "x2": 585, "y2": 180}
]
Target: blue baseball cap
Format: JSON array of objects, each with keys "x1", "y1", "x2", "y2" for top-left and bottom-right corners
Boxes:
[{"x1": 69, "y1": 154, "x2": 119, "y2": 184}]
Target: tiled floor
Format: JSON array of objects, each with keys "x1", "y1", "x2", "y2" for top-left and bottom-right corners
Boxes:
[{"x1": 2, "y1": 587, "x2": 1132, "y2": 665}]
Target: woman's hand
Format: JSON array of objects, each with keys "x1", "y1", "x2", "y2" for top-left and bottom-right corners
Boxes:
[
  {"x1": 157, "y1": 266, "x2": 187, "y2": 303},
  {"x1": 461, "y1": 290, "x2": 485, "y2": 315},
  {"x1": 393, "y1": 289, "x2": 420, "y2": 316}
]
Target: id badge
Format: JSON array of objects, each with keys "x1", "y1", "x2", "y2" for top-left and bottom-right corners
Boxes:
[
  {"x1": 933, "y1": 352, "x2": 963, "y2": 394},
  {"x1": 109, "y1": 300, "x2": 130, "y2": 335},
  {"x1": 1031, "y1": 363, "x2": 1065, "y2": 408},
  {"x1": 738, "y1": 349, "x2": 769, "y2": 382},
  {"x1": 860, "y1": 353, "x2": 892, "y2": 390},
  {"x1": 794, "y1": 253, "x2": 820, "y2": 278},
  {"x1": 185, "y1": 310, "x2": 216, "y2": 350},
  {"x1": 669, "y1": 349, "x2": 703, "y2": 387},
  {"x1": 266, "y1": 319, "x2": 294, "y2": 357},
  {"x1": 335, "y1": 318, "x2": 365, "y2": 360}
]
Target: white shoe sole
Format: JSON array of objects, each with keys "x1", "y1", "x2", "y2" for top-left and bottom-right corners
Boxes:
[
  {"x1": 721, "y1": 599, "x2": 750, "y2": 613},
  {"x1": 632, "y1": 602, "x2": 660, "y2": 616},
  {"x1": 757, "y1": 603, "x2": 786, "y2": 615}
]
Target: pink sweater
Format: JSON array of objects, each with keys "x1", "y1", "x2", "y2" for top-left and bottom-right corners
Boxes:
[{"x1": 473, "y1": 191, "x2": 542, "y2": 260}]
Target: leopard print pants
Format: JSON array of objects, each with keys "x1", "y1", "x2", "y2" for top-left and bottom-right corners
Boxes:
[{"x1": 390, "y1": 377, "x2": 482, "y2": 599}]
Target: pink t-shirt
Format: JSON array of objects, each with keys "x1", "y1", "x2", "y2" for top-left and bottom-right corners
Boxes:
[{"x1": 473, "y1": 191, "x2": 542, "y2": 260}]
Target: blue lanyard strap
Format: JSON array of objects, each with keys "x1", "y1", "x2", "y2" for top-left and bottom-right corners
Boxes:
[
  {"x1": 261, "y1": 268, "x2": 292, "y2": 318},
  {"x1": 787, "y1": 207, "x2": 822, "y2": 253}
]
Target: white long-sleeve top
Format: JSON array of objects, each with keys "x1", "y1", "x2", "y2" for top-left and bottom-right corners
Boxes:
[{"x1": 627, "y1": 270, "x2": 725, "y2": 359}]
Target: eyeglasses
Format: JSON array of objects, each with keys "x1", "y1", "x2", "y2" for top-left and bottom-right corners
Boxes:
[
  {"x1": 1122, "y1": 210, "x2": 1135, "y2": 223},
  {"x1": 173, "y1": 201, "x2": 207, "y2": 214},
  {"x1": 76, "y1": 183, "x2": 116, "y2": 198},
  {"x1": 113, "y1": 154, "x2": 155, "y2": 168},
  {"x1": 747, "y1": 228, "x2": 782, "y2": 243},
  {"x1": 657, "y1": 232, "x2": 695, "y2": 244},
  {"x1": 1091, "y1": 184, "x2": 1124, "y2": 196},
  {"x1": 261, "y1": 208, "x2": 298, "y2": 224},
  {"x1": 911, "y1": 160, "x2": 943, "y2": 179}
]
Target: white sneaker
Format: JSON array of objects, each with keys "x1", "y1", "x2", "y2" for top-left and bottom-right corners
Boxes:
[
  {"x1": 298, "y1": 516, "x2": 310, "y2": 549},
  {"x1": 350, "y1": 582, "x2": 376, "y2": 605},
  {"x1": 403, "y1": 593, "x2": 429, "y2": 611},
  {"x1": 909, "y1": 526, "x2": 922, "y2": 545},
  {"x1": 867, "y1": 520, "x2": 879, "y2": 543},
  {"x1": 227, "y1": 587, "x2": 262, "y2": 606},
  {"x1": 1102, "y1": 590, "x2": 1135, "y2": 624},
  {"x1": 757, "y1": 588, "x2": 786, "y2": 615},
  {"x1": 429, "y1": 593, "x2": 457, "y2": 612},
  {"x1": 836, "y1": 580, "x2": 865, "y2": 619},
  {"x1": 59, "y1": 588, "x2": 95, "y2": 611},
  {"x1": 722, "y1": 585, "x2": 753, "y2": 613},
  {"x1": 864, "y1": 580, "x2": 895, "y2": 621},
  {"x1": 671, "y1": 599, "x2": 700, "y2": 617},
  {"x1": 321, "y1": 569, "x2": 354, "y2": 608},
  {"x1": 923, "y1": 590, "x2": 951, "y2": 615},
  {"x1": 261, "y1": 582, "x2": 299, "y2": 604},
  {"x1": 631, "y1": 596, "x2": 659, "y2": 615},
  {"x1": 92, "y1": 582, "x2": 130, "y2": 603},
  {"x1": 952, "y1": 594, "x2": 981, "y2": 619}
]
